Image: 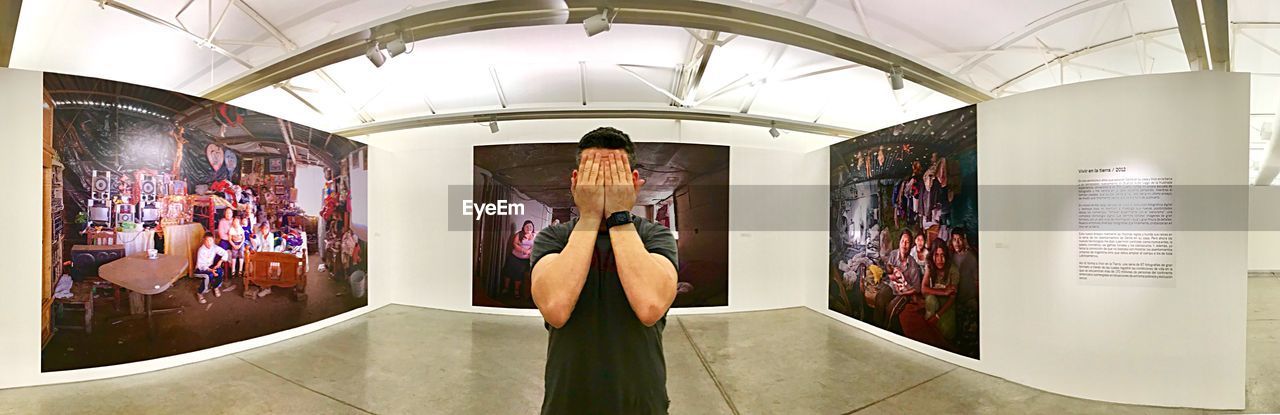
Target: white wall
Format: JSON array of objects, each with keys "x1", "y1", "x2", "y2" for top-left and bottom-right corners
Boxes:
[
  {"x1": 0, "y1": 68, "x2": 391, "y2": 390},
  {"x1": 810, "y1": 72, "x2": 1249, "y2": 410},
  {"x1": 1249, "y1": 232, "x2": 1280, "y2": 270},
  {"x1": 369, "y1": 118, "x2": 836, "y2": 316},
  {"x1": 1249, "y1": 187, "x2": 1280, "y2": 271}
]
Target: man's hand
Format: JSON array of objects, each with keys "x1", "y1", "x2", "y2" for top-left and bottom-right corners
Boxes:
[
  {"x1": 604, "y1": 153, "x2": 642, "y2": 214},
  {"x1": 573, "y1": 153, "x2": 606, "y2": 221}
]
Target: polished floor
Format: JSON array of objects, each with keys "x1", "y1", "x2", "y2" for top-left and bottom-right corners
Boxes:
[{"x1": 2, "y1": 274, "x2": 1277, "y2": 414}]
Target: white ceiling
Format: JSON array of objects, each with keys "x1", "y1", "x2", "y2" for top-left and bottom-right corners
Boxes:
[{"x1": 10, "y1": 0, "x2": 1280, "y2": 177}]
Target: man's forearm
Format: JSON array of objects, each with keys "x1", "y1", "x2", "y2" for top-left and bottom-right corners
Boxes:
[
  {"x1": 531, "y1": 217, "x2": 600, "y2": 327},
  {"x1": 609, "y1": 224, "x2": 677, "y2": 326}
]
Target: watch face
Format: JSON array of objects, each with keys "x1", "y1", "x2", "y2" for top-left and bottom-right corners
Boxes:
[{"x1": 608, "y1": 211, "x2": 632, "y2": 227}]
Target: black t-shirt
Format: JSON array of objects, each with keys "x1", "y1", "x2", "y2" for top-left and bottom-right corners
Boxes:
[{"x1": 529, "y1": 217, "x2": 679, "y2": 415}]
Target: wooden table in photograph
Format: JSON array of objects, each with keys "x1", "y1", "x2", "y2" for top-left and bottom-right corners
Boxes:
[{"x1": 98, "y1": 253, "x2": 189, "y2": 337}]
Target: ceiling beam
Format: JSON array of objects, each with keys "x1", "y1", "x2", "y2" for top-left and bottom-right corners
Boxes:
[
  {"x1": 1171, "y1": 0, "x2": 1210, "y2": 71},
  {"x1": 1200, "y1": 0, "x2": 1229, "y2": 71},
  {"x1": 578, "y1": 61, "x2": 587, "y2": 106},
  {"x1": 954, "y1": 0, "x2": 1126, "y2": 77},
  {"x1": 199, "y1": 0, "x2": 989, "y2": 104},
  {"x1": 332, "y1": 106, "x2": 864, "y2": 139},
  {"x1": 738, "y1": 44, "x2": 787, "y2": 113},
  {"x1": 993, "y1": 27, "x2": 1178, "y2": 94},
  {"x1": 489, "y1": 64, "x2": 508, "y2": 108},
  {"x1": 0, "y1": 0, "x2": 20, "y2": 67},
  {"x1": 95, "y1": 0, "x2": 253, "y2": 68}
]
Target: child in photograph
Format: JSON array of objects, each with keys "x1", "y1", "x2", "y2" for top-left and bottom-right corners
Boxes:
[
  {"x1": 216, "y1": 207, "x2": 235, "y2": 248},
  {"x1": 194, "y1": 232, "x2": 234, "y2": 304},
  {"x1": 226, "y1": 214, "x2": 247, "y2": 278},
  {"x1": 251, "y1": 222, "x2": 280, "y2": 253}
]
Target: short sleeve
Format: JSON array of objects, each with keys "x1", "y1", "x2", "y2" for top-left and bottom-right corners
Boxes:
[
  {"x1": 529, "y1": 224, "x2": 569, "y2": 269},
  {"x1": 640, "y1": 220, "x2": 679, "y2": 270}
]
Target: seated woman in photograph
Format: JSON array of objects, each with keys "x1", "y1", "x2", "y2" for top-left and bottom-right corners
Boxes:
[
  {"x1": 877, "y1": 230, "x2": 920, "y2": 332},
  {"x1": 921, "y1": 238, "x2": 959, "y2": 342},
  {"x1": 216, "y1": 207, "x2": 235, "y2": 248},
  {"x1": 502, "y1": 220, "x2": 536, "y2": 299},
  {"x1": 194, "y1": 232, "x2": 234, "y2": 304}
]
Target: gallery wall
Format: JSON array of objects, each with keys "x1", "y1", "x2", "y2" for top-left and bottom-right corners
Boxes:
[
  {"x1": 368, "y1": 118, "x2": 832, "y2": 316},
  {"x1": 810, "y1": 71, "x2": 1249, "y2": 409},
  {"x1": 1249, "y1": 186, "x2": 1280, "y2": 270},
  {"x1": 0, "y1": 67, "x2": 392, "y2": 389}
]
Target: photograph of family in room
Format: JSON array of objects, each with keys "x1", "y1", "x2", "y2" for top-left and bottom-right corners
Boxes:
[
  {"x1": 829, "y1": 105, "x2": 979, "y2": 359},
  {"x1": 40, "y1": 72, "x2": 369, "y2": 371},
  {"x1": 473, "y1": 142, "x2": 729, "y2": 309}
]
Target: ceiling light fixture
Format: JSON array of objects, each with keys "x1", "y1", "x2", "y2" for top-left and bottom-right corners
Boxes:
[
  {"x1": 769, "y1": 121, "x2": 781, "y2": 139},
  {"x1": 583, "y1": 9, "x2": 614, "y2": 37},
  {"x1": 365, "y1": 41, "x2": 387, "y2": 68},
  {"x1": 888, "y1": 64, "x2": 904, "y2": 91},
  {"x1": 386, "y1": 37, "x2": 407, "y2": 58}
]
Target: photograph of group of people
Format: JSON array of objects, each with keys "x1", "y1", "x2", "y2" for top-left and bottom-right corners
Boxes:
[
  {"x1": 473, "y1": 142, "x2": 729, "y2": 309},
  {"x1": 829, "y1": 106, "x2": 979, "y2": 359},
  {"x1": 40, "y1": 73, "x2": 369, "y2": 371}
]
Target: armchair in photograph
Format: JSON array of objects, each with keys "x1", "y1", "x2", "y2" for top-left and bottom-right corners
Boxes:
[{"x1": 244, "y1": 251, "x2": 307, "y2": 301}]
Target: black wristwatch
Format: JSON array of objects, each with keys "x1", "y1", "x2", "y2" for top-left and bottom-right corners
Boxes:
[{"x1": 605, "y1": 211, "x2": 634, "y2": 228}]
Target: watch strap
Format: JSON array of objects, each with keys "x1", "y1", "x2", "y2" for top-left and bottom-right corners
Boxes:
[{"x1": 605, "y1": 211, "x2": 633, "y2": 228}]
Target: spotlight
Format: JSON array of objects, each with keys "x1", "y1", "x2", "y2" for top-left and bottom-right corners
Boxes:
[
  {"x1": 386, "y1": 35, "x2": 407, "y2": 58},
  {"x1": 583, "y1": 9, "x2": 612, "y2": 37},
  {"x1": 365, "y1": 42, "x2": 387, "y2": 68},
  {"x1": 888, "y1": 64, "x2": 904, "y2": 91},
  {"x1": 489, "y1": 120, "x2": 500, "y2": 134},
  {"x1": 768, "y1": 122, "x2": 781, "y2": 139}
]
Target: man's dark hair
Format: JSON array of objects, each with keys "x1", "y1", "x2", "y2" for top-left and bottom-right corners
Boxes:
[
  {"x1": 577, "y1": 127, "x2": 636, "y2": 171},
  {"x1": 204, "y1": 232, "x2": 215, "y2": 239}
]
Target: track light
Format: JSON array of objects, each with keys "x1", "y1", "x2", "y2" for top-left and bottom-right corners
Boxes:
[
  {"x1": 584, "y1": 9, "x2": 612, "y2": 37},
  {"x1": 386, "y1": 32, "x2": 407, "y2": 58},
  {"x1": 768, "y1": 122, "x2": 781, "y2": 139},
  {"x1": 888, "y1": 64, "x2": 904, "y2": 91},
  {"x1": 489, "y1": 120, "x2": 500, "y2": 134},
  {"x1": 365, "y1": 42, "x2": 387, "y2": 68}
]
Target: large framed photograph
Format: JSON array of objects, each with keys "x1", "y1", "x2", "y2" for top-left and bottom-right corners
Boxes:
[
  {"x1": 829, "y1": 105, "x2": 980, "y2": 359},
  {"x1": 40, "y1": 72, "x2": 371, "y2": 372},
  {"x1": 472, "y1": 142, "x2": 730, "y2": 309}
]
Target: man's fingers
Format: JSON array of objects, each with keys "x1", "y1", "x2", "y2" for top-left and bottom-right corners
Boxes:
[
  {"x1": 585, "y1": 153, "x2": 599, "y2": 185},
  {"x1": 592, "y1": 153, "x2": 605, "y2": 185},
  {"x1": 605, "y1": 154, "x2": 617, "y2": 185},
  {"x1": 608, "y1": 153, "x2": 622, "y2": 186},
  {"x1": 616, "y1": 154, "x2": 627, "y2": 186}
]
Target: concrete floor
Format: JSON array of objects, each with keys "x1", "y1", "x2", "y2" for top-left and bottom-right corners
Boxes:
[{"x1": 2, "y1": 274, "x2": 1276, "y2": 414}]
